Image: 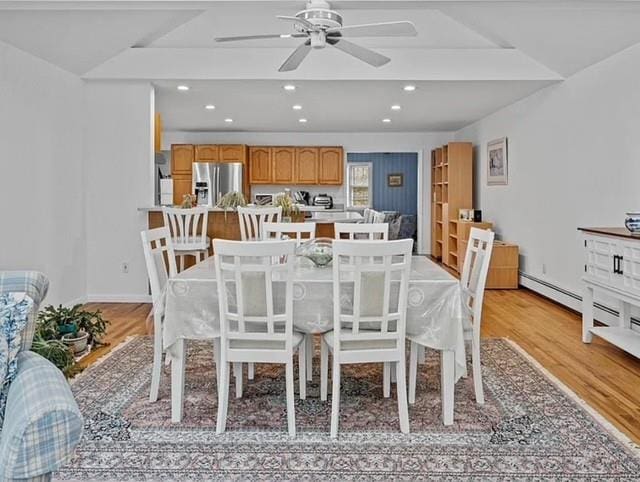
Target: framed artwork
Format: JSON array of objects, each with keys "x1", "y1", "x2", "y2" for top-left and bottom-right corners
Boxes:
[
  {"x1": 487, "y1": 137, "x2": 508, "y2": 185},
  {"x1": 387, "y1": 173, "x2": 403, "y2": 187}
]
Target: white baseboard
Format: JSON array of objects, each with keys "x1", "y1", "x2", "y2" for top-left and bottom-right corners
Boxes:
[
  {"x1": 519, "y1": 272, "x2": 636, "y2": 328},
  {"x1": 64, "y1": 295, "x2": 89, "y2": 307},
  {"x1": 87, "y1": 294, "x2": 152, "y2": 303}
]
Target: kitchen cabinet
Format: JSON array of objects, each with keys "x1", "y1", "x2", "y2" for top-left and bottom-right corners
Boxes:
[
  {"x1": 154, "y1": 113, "x2": 162, "y2": 153},
  {"x1": 220, "y1": 144, "x2": 246, "y2": 162},
  {"x1": 272, "y1": 147, "x2": 295, "y2": 184},
  {"x1": 171, "y1": 144, "x2": 194, "y2": 175},
  {"x1": 249, "y1": 147, "x2": 272, "y2": 184},
  {"x1": 195, "y1": 145, "x2": 219, "y2": 162},
  {"x1": 318, "y1": 147, "x2": 344, "y2": 185},
  {"x1": 172, "y1": 174, "x2": 192, "y2": 206},
  {"x1": 294, "y1": 147, "x2": 319, "y2": 184}
]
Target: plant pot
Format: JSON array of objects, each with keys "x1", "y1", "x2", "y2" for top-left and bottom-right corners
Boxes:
[
  {"x1": 62, "y1": 331, "x2": 89, "y2": 355},
  {"x1": 58, "y1": 323, "x2": 77, "y2": 336}
]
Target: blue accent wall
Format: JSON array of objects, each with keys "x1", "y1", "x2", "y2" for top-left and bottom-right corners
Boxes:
[{"x1": 347, "y1": 152, "x2": 418, "y2": 215}]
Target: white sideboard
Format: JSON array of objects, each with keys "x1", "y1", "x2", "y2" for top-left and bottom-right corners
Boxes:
[{"x1": 580, "y1": 227, "x2": 640, "y2": 358}]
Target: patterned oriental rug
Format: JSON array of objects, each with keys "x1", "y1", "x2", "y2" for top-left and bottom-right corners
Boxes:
[{"x1": 55, "y1": 337, "x2": 640, "y2": 481}]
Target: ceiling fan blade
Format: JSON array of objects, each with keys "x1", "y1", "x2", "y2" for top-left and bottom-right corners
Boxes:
[
  {"x1": 215, "y1": 33, "x2": 307, "y2": 43},
  {"x1": 326, "y1": 21, "x2": 417, "y2": 38},
  {"x1": 277, "y1": 15, "x2": 317, "y2": 32},
  {"x1": 278, "y1": 40, "x2": 312, "y2": 72},
  {"x1": 327, "y1": 38, "x2": 390, "y2": 68}
]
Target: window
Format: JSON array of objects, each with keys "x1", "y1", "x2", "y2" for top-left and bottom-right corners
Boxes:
[{"x1": 346, "y1": 162, "x2": 373, "y2": 209}]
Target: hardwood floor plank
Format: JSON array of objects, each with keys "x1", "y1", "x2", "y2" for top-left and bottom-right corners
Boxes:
[{"x1": 81, "y1": 288, "x2": 640, "y2": 444}]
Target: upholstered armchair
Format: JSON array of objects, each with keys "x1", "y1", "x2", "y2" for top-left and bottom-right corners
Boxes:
[{"x1": 0, "y1": 272, "x2": 83, "y2": 482}]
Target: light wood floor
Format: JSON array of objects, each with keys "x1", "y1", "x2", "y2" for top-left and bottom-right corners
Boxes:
[{"x1": 83, "y1": 288, "x2": 640, "y2": 445}]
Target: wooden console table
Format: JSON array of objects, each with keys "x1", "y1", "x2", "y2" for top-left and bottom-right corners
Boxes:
[{"x1": 579, "y1": 227, "x2": 640, "y2": 358}]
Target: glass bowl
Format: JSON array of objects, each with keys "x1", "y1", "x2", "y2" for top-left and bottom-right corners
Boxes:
[{"x1": 296, "y1": 237, "x2": 333, "y2": 267}]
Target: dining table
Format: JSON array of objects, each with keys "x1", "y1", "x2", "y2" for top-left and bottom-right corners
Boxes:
[{"x1": 162, "y1": 254, "x2": 466, "y2": 425}]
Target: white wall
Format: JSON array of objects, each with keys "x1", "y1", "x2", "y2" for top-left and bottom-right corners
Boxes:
[
  {"x1": 455, "y1": 43, "x2": 640, "y2": 310},
  {"x1": 84, "y1": 81, "x2": 155, "y2": 301},
  {"x1": 0, "y1": 40, "x2": 85, "y2": 306},
  {"x1": 164, "y1": 130, "x2": 453, "y2": 254}
]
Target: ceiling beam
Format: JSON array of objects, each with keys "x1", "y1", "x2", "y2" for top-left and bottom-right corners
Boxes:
[{"x1": 83, "y1": 47, "x2": 563, "y2": 81}]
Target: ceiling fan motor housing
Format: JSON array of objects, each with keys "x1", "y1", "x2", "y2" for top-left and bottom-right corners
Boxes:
[{"x1": 296, "y1": 1, "x2": 343, "y2": 31}]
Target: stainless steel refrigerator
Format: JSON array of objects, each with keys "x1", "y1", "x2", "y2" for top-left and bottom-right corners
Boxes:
[{"x1": 192, "y1": 162, "x2": 243, "y2": 206}]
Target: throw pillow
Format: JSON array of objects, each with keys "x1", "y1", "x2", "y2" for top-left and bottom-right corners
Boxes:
[{"x1": 0, "y1": 293, "x2": 33, "y2": 424}]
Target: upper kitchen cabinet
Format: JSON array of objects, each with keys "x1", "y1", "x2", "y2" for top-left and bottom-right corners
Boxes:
[
  {"x1": 318, "y1": 147, "x2": 344, "y2": 184},
  {"x1": 294, "y1": 147, "x2": 318, "y2": 184},
  {"x1": 249, "y1": 147, "x2": 272, "y2": 184},
  {"x1": 219, "y1": 144, "x2": 247, "y2": 162},
  {"x1": 272, "y1": 147, "x2": 295, "y2": 184},
  {"x1": 171, "y1": 144, "x2": 194, "y2": 175},
  {"x1": 195, "y1": 145, "x2": 219, "y2": 162}
]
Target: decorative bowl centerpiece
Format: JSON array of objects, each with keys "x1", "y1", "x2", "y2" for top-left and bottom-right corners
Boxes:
[
  {"x1": 296, "y1": 238, "x2": 333, "y2": 267},
  {"x1": 625, "y1": 212, "x2": 640, "y2": 234}
]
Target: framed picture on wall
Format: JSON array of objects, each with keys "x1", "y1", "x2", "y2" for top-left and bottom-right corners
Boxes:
[
  {"x1": 387, "y1": 173, "x2": 403, "y2": 187},
  {"x1": 487, "y1": 137, "x2": 508, "y2": 185}
]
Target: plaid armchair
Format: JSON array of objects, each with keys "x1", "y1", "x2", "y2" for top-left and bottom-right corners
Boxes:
[{"x1": 0, "y1": 272, "x2": 83, "y2": 482}]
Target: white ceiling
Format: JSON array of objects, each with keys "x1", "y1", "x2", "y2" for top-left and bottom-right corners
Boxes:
[
  {"x1": 2, "y1": 1, "x2": 640, "y2": 131},
  {"x1": 155, "y1": 79, "x2": 554, "y2": 132}
]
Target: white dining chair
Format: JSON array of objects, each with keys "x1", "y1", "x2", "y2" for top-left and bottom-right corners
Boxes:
[
  {"x1": 320, "y1": 238, "x2": 413, "y2": 438},
  {"x1": 162, "y1": 206, "x2": 210, "y2": 272},
  {"x1": 334, "y1": 222, "x2": 389, "y2": 240},
  {"x1": 262, "y1": 221, "x2": 316, "y2": 246},
  {"x1": 372, "y1": 211, "x2": 387, "y2": 224},
  {"x1": 237, "y1": 206, "x2": 282, "y2": 241},
  {"x1": 140, "y1": 228, "x2": 177, "y2": 402},
  {"x1": 408, "y1": 227, "x2": 494, "y2": 420},
  {"x1": 362, "y1": 208, "x2": 375, "y2": 224},
  {"x1": 214, "y1": 239, "x2": 307, "y2": 436}
]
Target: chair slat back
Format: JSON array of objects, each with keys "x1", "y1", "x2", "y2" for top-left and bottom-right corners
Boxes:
[
  {"x1": 362, "y1": 208, "x2": 376, "y2": 224},
  {"x1": 262, "y1": 221, "x2": 316, "y2": 246},
  {"x1": 214, "y1": 239, "x2": 296, "y2": 351},
  {"x1": 372, "y1": 211, "x2": 386, "y2": 224},
  {"x1": 162, "y1": 207, "x2": 208, "y2": 249},
  {"x1": 334, "y1": 222, "x2": 389, "y2": 240},
  {"x1": 460, "y1": 228, "x2": 495, "y2": 333},
  {"x1": 141, "y1": 227, "x2": 177, "y2": 309},
  {"x1": 332, "y1": 239, "x2": 413, "y2": 353},
  {"x1": 237, "y1": 206, "x2": 282, "y2": 241}
]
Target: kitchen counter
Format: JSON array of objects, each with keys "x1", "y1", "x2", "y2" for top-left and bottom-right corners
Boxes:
[{"x1": 306, "y1": 211, "x2": 363, "y2": 224}]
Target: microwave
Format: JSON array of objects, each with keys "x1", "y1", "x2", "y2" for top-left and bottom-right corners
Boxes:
[{"x1": 254, "y1": 193, "x2": 274, "y2": 206}]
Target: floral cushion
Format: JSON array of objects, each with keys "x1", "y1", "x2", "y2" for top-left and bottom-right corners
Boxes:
[{"x1": 0, "y1": 293, "x2": 33, "y2": 424}]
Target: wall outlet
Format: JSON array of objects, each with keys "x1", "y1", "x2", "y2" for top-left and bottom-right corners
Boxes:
[{"x1": 121, "y1": 262, "x2": 129, "y2": 274}]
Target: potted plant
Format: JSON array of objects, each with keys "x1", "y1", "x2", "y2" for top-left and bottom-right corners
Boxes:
[
  {"x1": 216, "y1": 191, "x2": 247, "y2": 220},
  {"x1": 37, "y1": 304, "x2": 109, "y2": 354},
  {"x1": 274, "y1": 193, "x2": 300, "y2": 222},
  {"x1": 31, "y1": 337, "x2": 76, "y2": 376}
]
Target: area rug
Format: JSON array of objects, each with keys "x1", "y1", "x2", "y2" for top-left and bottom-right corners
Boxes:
[{"x1": 55, "y1": 337, "x2": 640, "y2": 480}]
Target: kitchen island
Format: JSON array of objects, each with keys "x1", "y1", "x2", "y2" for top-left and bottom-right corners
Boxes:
[{"x1": 140, "y1": 207, "x2": 362, "y2": 243}]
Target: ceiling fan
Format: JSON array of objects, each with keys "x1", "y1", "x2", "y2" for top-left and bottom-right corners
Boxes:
[{"x1": 214, "y1": 0, "x2": 417, "y2": 72}]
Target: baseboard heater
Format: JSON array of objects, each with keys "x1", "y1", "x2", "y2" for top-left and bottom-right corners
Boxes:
[{"x1": 519, "y1": 271, "x2": 640, "y2": 328}]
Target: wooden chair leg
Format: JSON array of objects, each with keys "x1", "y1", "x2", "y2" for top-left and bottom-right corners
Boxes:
[
  {"x1": 330, "y1": 358, "x2": 341, "y2": 438},
  {"x1": 170, "y1": 339, "x2": 186, "y2": 422},
  {"x1": 298, "y1": 342, "x2": 306, "y2": 400},
  {"x1": 396, "y1": 355, "x2": 410, "y2": 434},
  {"x1": 216, "y1": 360, "x2": 230, "y2": 434},
  {"x1": 472, "y1": 338, "x2": 485, "y2": 404},
  {"x1": 285, "y1": 361, "x2": 296, "y2": 436},
  {"x1": 149, "y1": 314, "x2": 163, "y2": 402},
  {"x1": 233, "y1": 362, "x2": 243, "y2": 398},
  {"x1": 408, "y1": 341, "x2": 418, "y2": 404},
  {"x1": 383, "y1": 362, "x2": 391, "y2": 398},
  {"x1": 305, "y1": 334, "x2": 313, "y2": 381},
  {"x1": 441, "y1": 350, "x2": 455, "y2": 426},
  {"x1": 320, "y1": 339, "x2": 329, "y2": 401}
]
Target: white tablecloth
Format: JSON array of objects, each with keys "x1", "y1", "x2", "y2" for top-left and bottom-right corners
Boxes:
[{"x1": 163, "y1": 255, "x2": 467, "y2": 380}]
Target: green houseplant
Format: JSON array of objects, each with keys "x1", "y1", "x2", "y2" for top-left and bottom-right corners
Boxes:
[
  {"x1": 274, "y1": 193, "x2": 300, "y2": 221},
  {"x1": 216, "y1": 191, "x2": 247, "y2": 220},
  {"x1": 37, "y1": 304, "x2": 109, "y2": 354}
]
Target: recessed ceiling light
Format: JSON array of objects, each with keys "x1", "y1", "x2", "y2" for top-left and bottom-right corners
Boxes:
[
  {"x1": 382, "y1": 118, "x2": 391, "y2": 123},
  {"x1": 224, "y1": 118, "x2": 233, "y2": 123},
  {"x1": 299, "y1": 118, "x2": 308, "y2": 123},
  {"x1": 283, "y1": 84, "x2": 296, "y2": 91},
  {"x1": 280, "y1": 34, "x2": 292, "y2": 38},
  {"x1": 292, "y1": 105, "x2": 302, "y2": 110},
  {"x1": 205, "y1": 104, "x2": 215, "y2": 110},
  {"x1": 403, "y1": 85, "x2": 416, "y2": 92},
  {"x1": 391, "y1": 104, "x2": 401, "y2": 110},
  {"x1": 177, "y1": 85, "x2": 190, "y2": 91}
]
